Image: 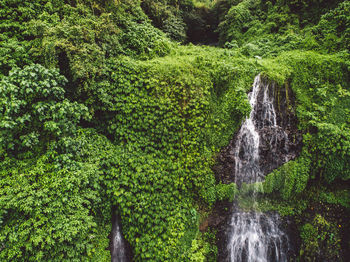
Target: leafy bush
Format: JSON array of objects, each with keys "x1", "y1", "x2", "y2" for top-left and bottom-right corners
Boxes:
[
  {"x1": 319, "y1": 189, "x2": 350, "y2": 209},
  {"x1": 300, "y1": 223, "x2": 319, "y2": 256},
  {"x1": 0, "y1": 0, "x2": 50, "y2": 74},
  {"x1": 217, "y1": 0, "x2": 258, "y2": 46},
  {"x1": 215, "y1": 0, "x2": 348, "y2": 55},
  {"x1": 0, "y1": 64, "x2": 89, "y2": 158},
  {"x1": 216, "y1": 183, "x2": 237, "y2": 201},
  {"x1": 119, "y1": 21, "x2": 173, "y2": 59},
  {"x1": 29, "y1": 3, "x2": 121, "y2": 86},
  {"x1": 279, "y1": 52, "x2": 350, "y2": 183},
  {"x1": 141, "y1": 0, "x2": 197, "y2": 42},
  {"x1": 163, "y1": 15, "x2": 188, "y2": 42}
]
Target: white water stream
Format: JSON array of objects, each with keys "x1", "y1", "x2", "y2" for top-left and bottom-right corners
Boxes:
[
  {"x1": 111, "y1": 214, "x2": 128, "y2": 262},
  {"x1": 228, "y1": 75, "x2": 290, "y2": 262}
]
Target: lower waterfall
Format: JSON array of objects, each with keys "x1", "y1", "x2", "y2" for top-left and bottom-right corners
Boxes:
[
  {"x1": 227, "y1": 75, "x2": 292, "y2": 262},
  {"x1": 111, "y1": 211, "x2": 129, "y2": 262},
  {"x1": 228, "y1": 212, "x2": 289, "y2": 262}
]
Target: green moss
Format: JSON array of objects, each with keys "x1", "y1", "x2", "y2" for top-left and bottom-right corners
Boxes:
[
  {"x1": 319, "y1": 189, "x2": 350, "y2": 209},
  {"x1": 300, "y1": 214, "x2": 342, "y2": 261},
  {"x1": 263, "y1": 154, "x2": 310, "y2": 199},
  {"x1": 300, "y1": 223, "x2": 319, "y2": 256}
]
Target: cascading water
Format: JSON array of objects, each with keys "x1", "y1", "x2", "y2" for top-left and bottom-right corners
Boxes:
[
  {"x1": 227, "y1": 75, "x2": 291, "y2": 262},
  {"x1": 228, "y1": 212, "x2": 289, "y2": 262},
  {"x1": 111, "y1": 212, "x2": 129, "y2": 262}
]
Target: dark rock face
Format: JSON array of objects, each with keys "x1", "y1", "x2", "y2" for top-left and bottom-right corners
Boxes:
[
  {"x1": 256, "y1": 79, "x2": 302, "y2": 176},
  {"x1": 199, "y1": 200, "x2": 234, "y2": 261},
  {"x1": 213, "y1": 77, "x2": 302, "y2": 184},
  {"x1": 200, "y1": 200, "x2": 233, "y2": 233}
]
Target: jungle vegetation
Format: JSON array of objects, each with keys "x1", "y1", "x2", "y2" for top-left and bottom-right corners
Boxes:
[{"x1": 0, "y1": 0, "x2": 349, "y2": 261}]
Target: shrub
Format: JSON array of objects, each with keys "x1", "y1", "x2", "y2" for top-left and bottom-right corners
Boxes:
[
  {"x1": 0, "y1": 64, "x2": 89, "y2": 158},
  {"x1": 119, "y1": 21, "x2": 173, "y2": 59},
  {"x1": 0, "y1": 129, "x2": 114, "y2": 261}
]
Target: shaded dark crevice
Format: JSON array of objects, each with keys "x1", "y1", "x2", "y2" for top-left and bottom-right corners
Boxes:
[
  {"x1": 183, "y1": 6, "x2": 219, "y2": 45},
  {"x1": 57, "y1": 50, "x2": 78, "y2": 100},
  {"x1": 140, "y1": 2, "x2": 219, "y2": 45}
]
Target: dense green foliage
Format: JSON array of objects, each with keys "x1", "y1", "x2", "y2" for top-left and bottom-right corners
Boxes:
[
  {"x1": 216, "y1": 0, "x2": 348, "y2": 56},
  {"x1": 141, "y1": 0, "x2": 218, "y2": 43},
  {"x1": 88, "y1": 48, "x2": 257, "y2": 260},
  {"x1": 0, "y1": 0, "x2": 349, "y2": 261},
  {"x1": 0, "y1": 64, "x2": 89, "y2": 157},
  {"x1": 300, "y1": 214, "x2": 342, "y2": 260},
  {"x1": 0, "y1": 129, "x2": 114, "y2": 261}
]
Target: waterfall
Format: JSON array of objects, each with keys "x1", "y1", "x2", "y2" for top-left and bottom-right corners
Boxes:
[
  {"x1": 227, "y1": 75, "x2": 291, "y2": 262},
  {"x1": 111, "y1": 212, "x2": 129, "y2": 262}
]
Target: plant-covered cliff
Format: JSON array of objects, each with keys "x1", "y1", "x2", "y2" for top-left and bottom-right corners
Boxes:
[{"x1": 0, "y1": 0, "x2": 349, "y2": 261}]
